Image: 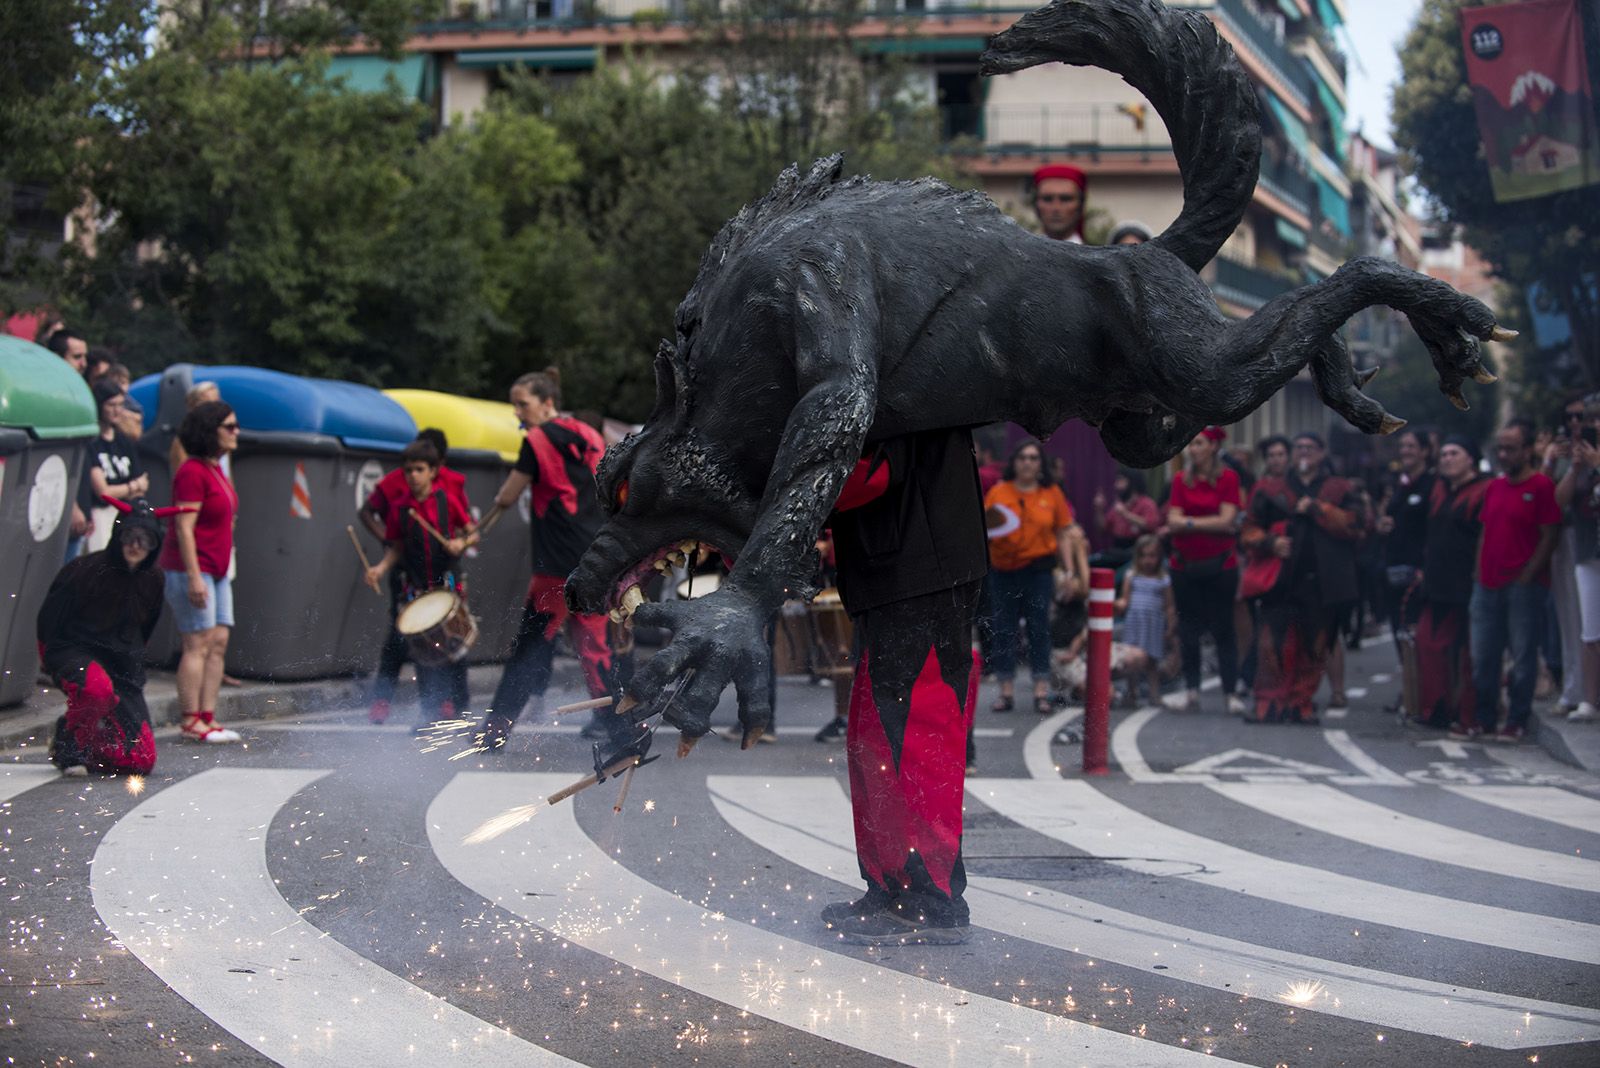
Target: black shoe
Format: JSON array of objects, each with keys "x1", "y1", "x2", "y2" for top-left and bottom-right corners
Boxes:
[
  {"x1": 821, "y1": 888, "x2": 892, "y2": 928},
  {"x1": 479, "y1": 714, "x2": 514, "y2": 752},
  {"x1": 813, "y1": 717, "x2": 847, "y2": 743},
  {"x1": 835, "y1": 903, "x2": 971, "y2": 946},
  {"x1": 48, "y1": 716, "x2": 85, "y2": 774}
]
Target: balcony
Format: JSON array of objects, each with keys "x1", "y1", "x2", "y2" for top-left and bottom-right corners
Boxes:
[
  {"x1": 1209, "y1": 254, "x2": 1301, "y2": 312},
  {"x1": 1290, "y1": 18, "x2": 1347, "y2": 85},
  {"x1": 1255, "y1": 152, "x2": 1314, "y2": 219},
  {"x1": 940, "y1": 103, "x2": 1172, "y2": 160},
  {"x1": 1208, "y1": 0, "x2": 1313, "y2": 110}
]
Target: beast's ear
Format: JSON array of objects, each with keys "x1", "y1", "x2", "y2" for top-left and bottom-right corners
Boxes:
[
  {"x1": 651, "y1": 339, "x2": 676, "y2": 416},
  {"x1": 649, "y1": 338, "x2": 691, "y2": 424}
]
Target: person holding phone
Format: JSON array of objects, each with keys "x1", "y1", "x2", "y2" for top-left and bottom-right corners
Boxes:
[{"x1": 1556, "y1": 397, "x2": 1600, "y2": 723}]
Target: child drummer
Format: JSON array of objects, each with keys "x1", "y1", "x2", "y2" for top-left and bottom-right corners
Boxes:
[{"x1": 364, "y1": 440, "x2": 479, "y2": 725}]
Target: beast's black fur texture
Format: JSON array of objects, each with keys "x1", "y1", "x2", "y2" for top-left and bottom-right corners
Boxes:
[{"x1": 566, "y1": 0, "x2": 1504, "y2": 743}]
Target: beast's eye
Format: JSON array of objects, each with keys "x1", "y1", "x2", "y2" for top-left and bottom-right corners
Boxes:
[{"x1": 615, "y1": 479, "x2": 630, "y2": 511}]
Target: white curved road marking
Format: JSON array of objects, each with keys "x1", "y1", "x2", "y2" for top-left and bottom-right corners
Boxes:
[
  {"x1": 429, "y1": 771, "x2": 1245, "y2": 1068},
  {"x1": 1207, "y1": 782, "x2": 1600, "y2": 892},
  {"x1": 970, "y1": 777, "x2": 1600, "y2": 965},
  {"x1": 92, "y1": 768, "x2": 575, "y2": 1066},
  {"x1": 708, "y1": 775, "x2": 1600, "y2": 1050}
]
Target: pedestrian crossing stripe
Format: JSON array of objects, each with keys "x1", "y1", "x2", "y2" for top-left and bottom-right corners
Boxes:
[
  {"x1": 1171, "y1": 748, "x2": 1340, "y2": 778},
  {"x1": 92, "y1": 768, "x2": 576, "y2": 1066},
  {"x1": 708, "y1": 775, "x2": 1600, "y2": 1050},
  {"x1": 1207, "y1": 781, "x2": 1600, "y2": 892},
  {"x1": 0, "y1": 763, "x2": 1583, "y2": 1065},
  {"x1": 429, "y1": 772, "x2": 1243, "y2": 1067}
]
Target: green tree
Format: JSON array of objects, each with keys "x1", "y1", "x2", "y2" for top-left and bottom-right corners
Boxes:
[{"x1": 1391, "y1": 0, "x2": 1600, "y2": 389}]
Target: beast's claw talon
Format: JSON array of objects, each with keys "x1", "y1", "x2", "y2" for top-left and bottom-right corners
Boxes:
[
  {"x1": 677, "y1": 734, "x2": 699, "y2": 759},
  {"x1": 1472, "y1": 367, "x2": 1498, "y2": 385},
  {"x1": 1447, "y1": 391, "x2": 1470, "y2": 412},
  {"x1": 1490, "y1": 326, "x2": 1519, "y2": 342},
  {"x1": 740, "y1": 726, "x2": 766, "y2": 749},
  {"x1": 1379, "y1": 414, "x2": 1408, "y2": 435},
  {"x1": 1355, "y1": 366, "x2": 1378, "y2": 388}
]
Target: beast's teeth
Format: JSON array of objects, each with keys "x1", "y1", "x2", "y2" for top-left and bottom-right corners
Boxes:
[
  {"x1": 653, "y1": 559, "x2": 670, "y2": 572},
  {"x1": 621, "y1": 585, "x2": 646, "y2": 616},
  {"x1": 678, "y1": 539, "x2": 698, "y2": 554},
  {"x1": 608, "y1": 608, "x2": 625, "y2": 623},
  {"x1": 667, "y1": 551, "x2": 686, "y2": 566}
]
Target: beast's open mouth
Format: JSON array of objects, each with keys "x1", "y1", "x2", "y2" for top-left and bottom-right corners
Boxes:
[{"x1": 606, "y1": 539, "x2": 727, "y2": 622}]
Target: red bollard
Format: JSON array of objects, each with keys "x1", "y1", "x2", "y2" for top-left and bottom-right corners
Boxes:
[{"x1": 1082, "y1": 567, "x2": 1115, "y2": 776}]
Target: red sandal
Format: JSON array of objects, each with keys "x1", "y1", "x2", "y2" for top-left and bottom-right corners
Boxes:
[{"x1": 180, "y1": 711, "x2": 241, "y2": 744}]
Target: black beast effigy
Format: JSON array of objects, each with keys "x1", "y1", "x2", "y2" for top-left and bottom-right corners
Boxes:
[{"x1": 566, "y1": 0, "x2": 1506, "y2": 748}]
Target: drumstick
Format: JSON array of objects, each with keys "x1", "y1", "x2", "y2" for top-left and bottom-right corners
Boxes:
[
  {"x1": 612, "y1": 763, "x2": 638, "y2": 814},
  {"x1": 474, "y1": 503, "x2": 506, "y2": 537},
  {"x1": 554, "y1": 695, "x2": 613, "y2": 715},
  {"x1": 408, "y1": 507, "x2": 453, "y2": 549},
  {"x1": 346, "y1": 525, "x2": 374, "y2": 569},
  {"x1": 547, "y1": 755, "x2": 641, "y2": 806}
]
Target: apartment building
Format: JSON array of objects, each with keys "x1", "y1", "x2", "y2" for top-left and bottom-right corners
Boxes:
[{"x1": 327, "y1": 0, "x2": 1413, "y2": 456}]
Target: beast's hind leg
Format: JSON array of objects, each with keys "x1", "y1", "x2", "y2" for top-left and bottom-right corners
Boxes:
[{"x1": 1217, "y1": 256, "x2": 1504, "y2": 434}]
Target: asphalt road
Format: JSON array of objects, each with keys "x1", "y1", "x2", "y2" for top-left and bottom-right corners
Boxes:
[{"x1": 3, "y1": 638, "x2": 1598, "y2": 1067}]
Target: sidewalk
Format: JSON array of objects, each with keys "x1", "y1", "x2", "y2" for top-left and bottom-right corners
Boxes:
[
  {"x1": 1531, "y1": 704, "x2": 1600, "y2": 776},
  {"x1": 0, "y1": 658, "x2": 586, "y2": 754}
]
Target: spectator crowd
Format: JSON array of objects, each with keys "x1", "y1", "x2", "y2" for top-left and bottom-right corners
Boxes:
[{"x1": 977, "y1": 404, "x2": 1600, "y2": 743}]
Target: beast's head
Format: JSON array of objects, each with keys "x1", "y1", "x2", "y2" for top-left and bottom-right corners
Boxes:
[{"x1": 565, "y1": 340, "x2": 768, "y2": 618}]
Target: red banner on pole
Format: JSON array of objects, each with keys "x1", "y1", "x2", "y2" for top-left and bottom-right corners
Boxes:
[{"x1": 1460, "y1": 0, "x2": 1599, "y2": 202}]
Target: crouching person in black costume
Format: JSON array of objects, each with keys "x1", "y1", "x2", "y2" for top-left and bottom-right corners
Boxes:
[{"x1": 43, "y1": 498, "x2": 185, "y2": 775}]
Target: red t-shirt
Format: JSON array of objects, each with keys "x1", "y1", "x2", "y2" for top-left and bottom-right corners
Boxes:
[
  {"x1": 1478, "y1": 472, "x2": 1561, "y2": 589},
  {"x1": 366, "y1": 465, "x2": 469, "y2": 520},
  {"x1": 159, "y1": 458, "x2": 237, "y2": 578},
  {"x1": 1168, "y1": 467, "x2": 1242, "y2": 570}
]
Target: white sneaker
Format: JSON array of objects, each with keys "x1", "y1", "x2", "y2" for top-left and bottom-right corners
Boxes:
[
  {"x1": 1162, "y1": 689, "x2": 1199, "y2": 713},
  {"x1": 1226, "y1": 695, "x2": 1248, "y2": 717},
  {"x1": 1569, "y1": 702, "x2": 1599, "y2": 723}
]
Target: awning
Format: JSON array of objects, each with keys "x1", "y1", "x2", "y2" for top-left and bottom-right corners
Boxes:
[
  {"x1": 1316, "y1": 173, "x2": 1351, "y2": 236},
  {"x1": 1313, "y1": 79, "x2": 1346, "y2": 161},
  {"x1": 326, "y1": 55, "x2": 435, "y2": 100},
  {"x1": 1275, "y1": 217, "x2": 1309, "y2": 249},
  {"x1": 1316, "y1": 0, "x2": 1343, "y2": 30},
  {"x1": 1262, "y1": 89, "x2": 1310, "y2": 158},
  {"x1": 858, "y1": 36, "x2": 988, "y2": 55},
  {"x1": 456, "y1": 47, "x2": 598, "y2": 70}
]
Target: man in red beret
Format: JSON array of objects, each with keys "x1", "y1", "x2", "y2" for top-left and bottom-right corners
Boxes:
[{"x1": 1031, "y1": 163, "x2": 1087, "y2": 243}]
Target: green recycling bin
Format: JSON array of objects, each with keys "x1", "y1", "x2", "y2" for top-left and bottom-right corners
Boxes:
[{"x1": 0, "y1": 337, "x2": 98, "y2": 707}]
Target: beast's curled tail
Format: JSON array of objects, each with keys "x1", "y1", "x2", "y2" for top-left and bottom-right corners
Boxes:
[{"x1": 980, "y1": 0, "x2": 1260, "y2": 273}]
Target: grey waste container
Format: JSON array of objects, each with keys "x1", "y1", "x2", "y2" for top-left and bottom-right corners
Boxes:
[
  {"x1": 0, "y1": 338, "x2": 98, "y2": 707},
  {"x1": 128, "y1": 364, "x2": 416, "y2": 680}
]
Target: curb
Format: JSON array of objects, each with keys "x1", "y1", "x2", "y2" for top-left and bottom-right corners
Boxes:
[
  {"x1": 1530, "y1": 707, "x2": 1600, "y2": 775},
  {"x1": 0, "y1": 658, "x2": 586, "y2": 754}
]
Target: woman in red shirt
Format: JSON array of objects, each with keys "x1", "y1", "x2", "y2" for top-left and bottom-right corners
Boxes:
[
  {"x1": 984, "y1": 440, "x2": 1077, "y2": 713},
  {"x1": 160, "y1": 401, "x2": 242, "y2": 744},
  {"x1": 1165, "y1": 427, "x2": 1245, "y2": 714}
]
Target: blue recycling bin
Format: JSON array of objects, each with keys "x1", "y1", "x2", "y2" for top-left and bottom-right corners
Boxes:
[
  {"x1": 0, "y1": 338, "x2": 98, "y2": 706},
  {"x1": 130, "y1": 364, "x2": 417, "y2": 680}
]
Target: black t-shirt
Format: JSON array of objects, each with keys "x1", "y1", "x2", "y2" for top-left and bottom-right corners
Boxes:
[
  {"x1": 515, "y1": 417, "x2": 606, "y2": 578},
  {"x1": 78, "y1": 430, "x2": 144, "y2": 511},
  {"x1": 1424, "y1": 476, "x2": 1488, "y2": 606},
  {"x1": 1383, "y1": 470, "x2": 1435, "y2": 569},
  {"x1": 828, "y1": 428, "x2": 988, "y2": 616}
]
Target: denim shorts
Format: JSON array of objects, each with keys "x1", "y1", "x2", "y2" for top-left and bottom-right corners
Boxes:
[{"x1": 164, "y1": 570, "x2": 235, "y2": 633}]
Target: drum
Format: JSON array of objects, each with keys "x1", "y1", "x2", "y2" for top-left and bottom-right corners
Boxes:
[
  {"x1": 397, "y1": 589, "x2": 478, "y2": 667},
  {"x1": 808, "y1": 589, "x2": 854, "y2": 679}
]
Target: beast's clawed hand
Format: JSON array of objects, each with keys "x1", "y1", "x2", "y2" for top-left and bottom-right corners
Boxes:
[{"x1": 624, "y1": 589, "x2": 775, "y2": 749}]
